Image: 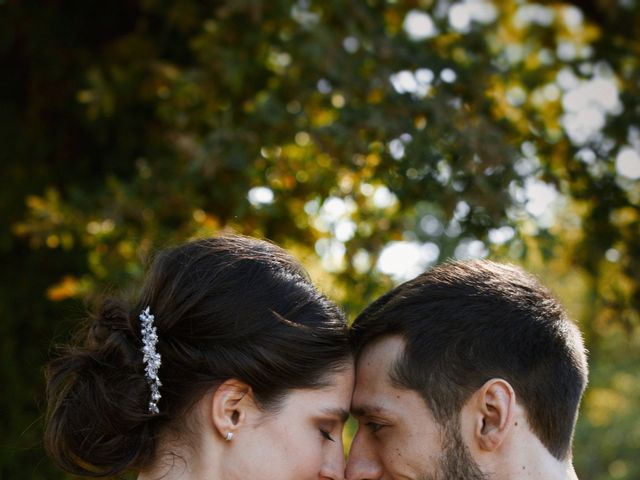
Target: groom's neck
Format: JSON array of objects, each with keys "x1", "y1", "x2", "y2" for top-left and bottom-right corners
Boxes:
[{"x1": 480, "y1": 429, "x2": 579, "y2": 480}]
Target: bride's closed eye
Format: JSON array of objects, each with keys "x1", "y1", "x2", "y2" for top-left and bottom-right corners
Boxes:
[
  {"x1": 314, "y1": 406, "x2": 348, "y2": 443},
  {"x1": 319, "y1": 428, "x2": 335, "y2": 441}
]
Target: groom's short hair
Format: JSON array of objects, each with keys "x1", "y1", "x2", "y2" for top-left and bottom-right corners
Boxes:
[{"x1": 351, "y1": 260, "x2": 588, "y2": 460}]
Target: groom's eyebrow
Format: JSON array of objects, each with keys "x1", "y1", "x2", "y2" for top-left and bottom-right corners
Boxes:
[{"x1": 351, "y1": 403, "x2": 388, "y2": 417}]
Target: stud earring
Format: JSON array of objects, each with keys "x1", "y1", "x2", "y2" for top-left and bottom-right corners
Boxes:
[{"x1": 225, "y1": 432, "x2": 234, "y2": 441}]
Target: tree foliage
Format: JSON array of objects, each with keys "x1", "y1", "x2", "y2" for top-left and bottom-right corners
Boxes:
[{"x1": 1, "y1": 0, "x2": 639, "y2": 478}]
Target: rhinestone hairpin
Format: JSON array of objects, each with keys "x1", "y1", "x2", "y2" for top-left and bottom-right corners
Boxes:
[{"x1": 139, "y1": 306, "x2": 162, "y2": 414}]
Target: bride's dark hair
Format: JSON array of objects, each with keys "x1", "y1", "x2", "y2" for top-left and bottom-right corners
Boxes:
[{"x1": 44, "y1": 235, "x2": 351, "y2": 477}]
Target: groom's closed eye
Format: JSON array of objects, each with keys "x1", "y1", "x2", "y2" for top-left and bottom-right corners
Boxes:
[
  {"x1": 365, "y1": 421, "x2": 384, "y2": 433},
  {"x1": 351, "y1": 404, "x2": 393, "y2": 437}
]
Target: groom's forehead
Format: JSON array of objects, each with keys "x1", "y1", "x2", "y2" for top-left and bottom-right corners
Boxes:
[
  {"x1": 350, "y1": 379, "x2": 399, "y2": 418},
  {"x1": 355, "y1": 335, "x2": 405, "y2": 378},
  {"x1": 351, "y1": 335, "x2": 407, "y2": 407},
  {"x1": 349, "y1": 334, "x2": 440, "y2": 423}
]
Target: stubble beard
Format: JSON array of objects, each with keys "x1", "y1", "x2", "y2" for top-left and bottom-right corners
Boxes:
[{"x1": 420, "y1": 422, "x2": 489, "y2": 480}]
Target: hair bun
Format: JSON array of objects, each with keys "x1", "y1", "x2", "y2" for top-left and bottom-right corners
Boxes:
[
  {"x1": 44, "y1": 299, "x2": 156, "y2": 476},
  {"x1": 87, "y1": 298, "x2": 132, "y2": 345}
]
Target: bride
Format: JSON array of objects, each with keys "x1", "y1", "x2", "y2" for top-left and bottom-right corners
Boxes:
[{"x1": 45, "y1": 235, "x2": 353, "y2": 480}]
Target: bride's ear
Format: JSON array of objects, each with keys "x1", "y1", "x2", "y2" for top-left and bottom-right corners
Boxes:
[{"x1": 210, "y1": 379, "x2": 252, "y2": 441}]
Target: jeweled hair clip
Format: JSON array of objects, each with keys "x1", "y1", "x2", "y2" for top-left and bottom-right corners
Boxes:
[{"x1": 139, "y1": 306, "x2": 162, "y2": 414}]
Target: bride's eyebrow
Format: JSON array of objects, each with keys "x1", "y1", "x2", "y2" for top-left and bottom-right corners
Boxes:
[{"x1": 320, "y1": 407, "x2": 349, "y2": 422}]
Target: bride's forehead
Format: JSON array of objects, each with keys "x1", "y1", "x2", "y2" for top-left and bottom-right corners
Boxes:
[{"x1": 283, "y1": 377, "x2": 354, "y2": 409}]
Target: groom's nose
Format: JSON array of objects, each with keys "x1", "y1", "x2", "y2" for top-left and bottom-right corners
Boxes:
[{"x1": 345, "y1": 430, "x2": 384, "y2": 480}]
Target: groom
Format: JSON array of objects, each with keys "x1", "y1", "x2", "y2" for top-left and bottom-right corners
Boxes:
[{"x1": 346, "y1": 260, "x2": 588, "y2": 480}]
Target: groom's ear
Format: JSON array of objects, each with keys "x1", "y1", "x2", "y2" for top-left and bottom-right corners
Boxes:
[
  {"x1": 467, "y1": 378, "x2": 515, "y2": 452},
  {"x1": 210, "y1": 379, "x2": 252, "y2": 440}
]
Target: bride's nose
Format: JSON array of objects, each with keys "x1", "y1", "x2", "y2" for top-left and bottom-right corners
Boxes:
[{"x1": 319, "y1": 441, "x2": 346, "y2": 480}]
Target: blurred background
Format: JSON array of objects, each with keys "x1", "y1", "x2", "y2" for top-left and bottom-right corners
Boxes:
[{"x1": 1, "y1": 0, "x2": 639, "y2": 478}]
